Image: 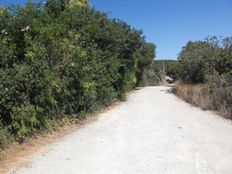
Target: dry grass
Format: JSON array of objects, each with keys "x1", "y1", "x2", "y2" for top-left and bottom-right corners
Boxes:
[
  {"x1": 173, "y1": 81, "x2": 207, "y2": 109},
  {"x1": 173, "y1": 81, "x2": 231, "y2": 118}
]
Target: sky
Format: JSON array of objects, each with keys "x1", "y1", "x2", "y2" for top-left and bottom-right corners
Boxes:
[{"x1": 1, "y1": 0, "x2": 232, "y2": 60}]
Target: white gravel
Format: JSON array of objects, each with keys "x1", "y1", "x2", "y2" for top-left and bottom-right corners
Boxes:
[{"x1": 9, "y1": 86, "x2": 232, "y2": 174}]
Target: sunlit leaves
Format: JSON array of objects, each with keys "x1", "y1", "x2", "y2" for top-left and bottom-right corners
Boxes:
[{"x1": 67, "y1": 0, "x2": 88, "y2": 7}]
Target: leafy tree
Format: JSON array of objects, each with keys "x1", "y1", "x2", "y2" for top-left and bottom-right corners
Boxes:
[
  {"x1": 177, "y1": 36, "x2": 232, "y2": 118},
  {"x1": 0, "y1": 1, "x2": 156, "y2": 146},
  {"x1": 136, "y1": 43, "x2": 156, "y2": 86},
  {"x1": 178, "y1": 38, "x2": 221, "y2": 83}
]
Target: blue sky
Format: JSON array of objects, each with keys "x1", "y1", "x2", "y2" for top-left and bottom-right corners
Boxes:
[{"x1": 1, "y1": 0, "x2": 232, "y2": 60}]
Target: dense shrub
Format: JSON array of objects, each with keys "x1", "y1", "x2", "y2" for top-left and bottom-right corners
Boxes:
[
  {"x1": 0, "y1": 1, "x2": 156, "y2": 146},
  {"x1": 176, "y1": 36, "x2": 232, "y2": 118},
  {"x1": 178, "y1": 36, "x2": 232, "y2": 84}
]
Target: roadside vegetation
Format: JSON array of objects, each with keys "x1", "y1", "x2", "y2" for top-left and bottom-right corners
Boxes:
[
  {"x1": 135, "y1": 60, "x2": 181, "y2": 86},
  {"x1": 173, "y1": 36, "x2": 232, "y2": 118},
  {"x1": 0, "y1": 0, "x2": 156, "y2": 148},
  {"x1": 153, "y1": 60, "x2": 180, "y2": 82}
]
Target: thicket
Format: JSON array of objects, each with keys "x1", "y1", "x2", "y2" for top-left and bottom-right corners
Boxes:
[
  {"x1": 176, "y1": 36, "x2": 232, "y2": 118},
  {"x1": 0, "y1": 0, "x2": 155, "y2": 147}
]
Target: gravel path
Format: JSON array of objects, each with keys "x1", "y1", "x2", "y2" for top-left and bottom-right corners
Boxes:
[{"x1": 9, "y1": 86, "x2": 232, "y2": 174}]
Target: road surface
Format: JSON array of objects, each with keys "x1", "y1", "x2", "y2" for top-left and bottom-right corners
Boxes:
[{"x1": 9, "y1": 86, "x2": 232, "y2": 174}]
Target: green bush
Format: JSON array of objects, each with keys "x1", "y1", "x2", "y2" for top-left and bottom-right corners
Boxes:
[
  {"x1": 177, "y1": 36, "x2": 232, "y2": 118},
  {"x1": 0, "y1": 1, "x2": 156, "y2": 146},
  {"x1": 178, "y1": 36, "x2": 232, "y2": 84},
  {"x1": 0, "y1": 124, "x2": 12, "y2": 148}
]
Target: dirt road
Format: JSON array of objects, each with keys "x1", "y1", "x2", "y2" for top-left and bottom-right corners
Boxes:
[{"x1": 9, "y1": 86, "x2": 232, "y2": 174}]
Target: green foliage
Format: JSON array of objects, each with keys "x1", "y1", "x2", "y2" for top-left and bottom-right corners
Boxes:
[
  {"x1": 178, "y1": 36, "x2": 232, "y2": 83},
  {"x1": 138, "y1": 61, "x2": 160, "y2": 86},
  {"x1": 177, "y1": 36, "x2": 232, "y2": 118},
  {"x1": 136, "y1": 43, "x2": 156, "y2": 86},
  {"x1": 0, "y1": 123, "x2": 12, "y2": 148},
  {"x1": 0, "y1": 1, "x2": 156, "y2": 146},
  {"x1": 153, "y1": 60, "x2": 180, "y2": 81},
  {"x1": 0, "y1": 38, "x2": 16, "y2": 68}
]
